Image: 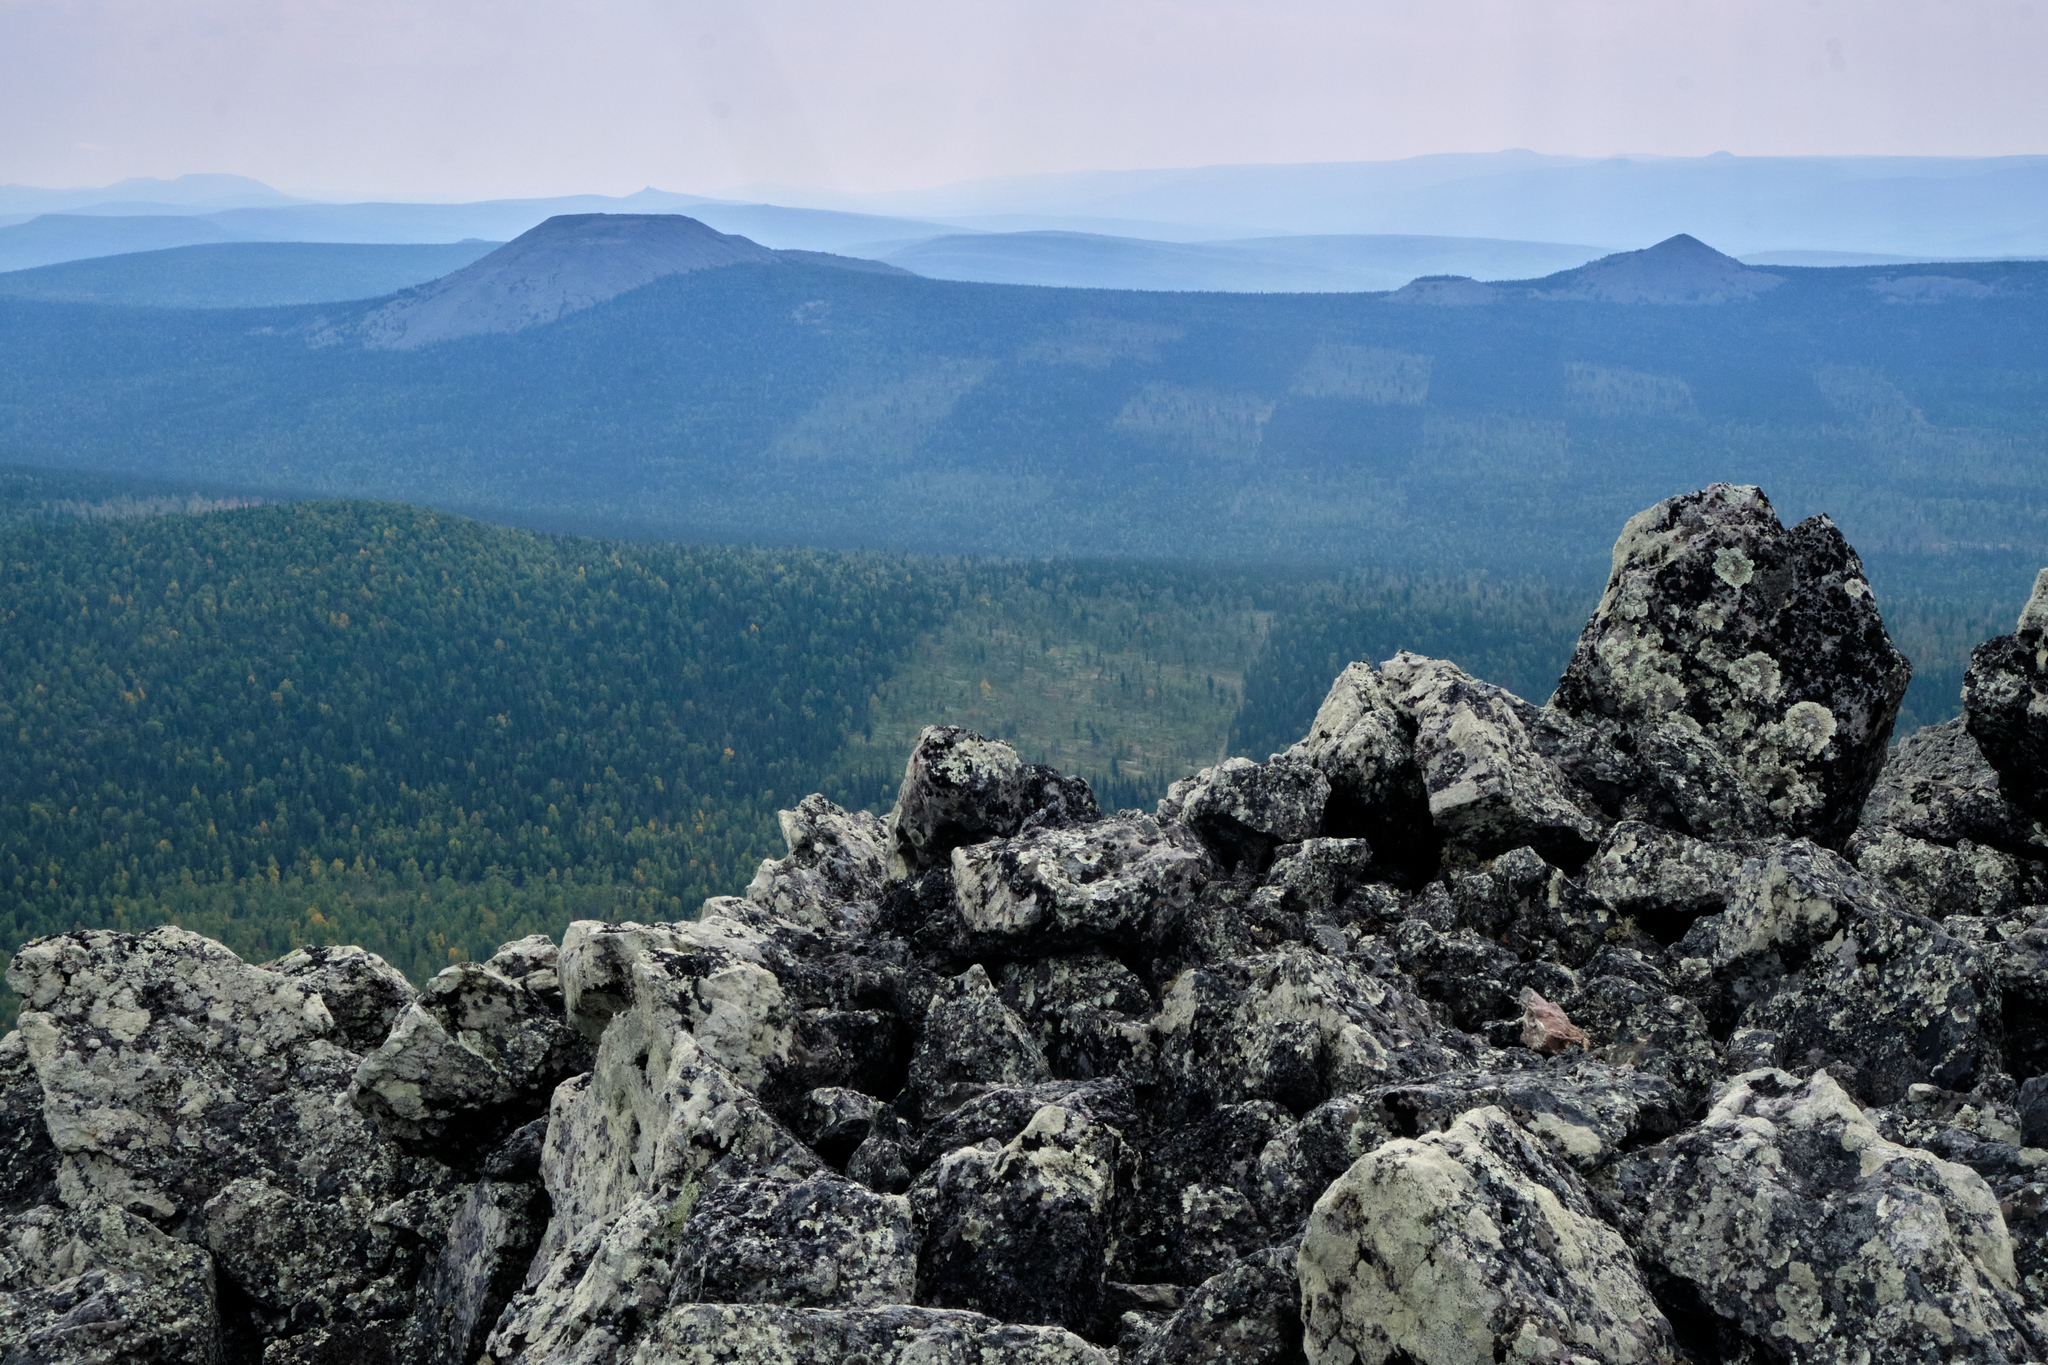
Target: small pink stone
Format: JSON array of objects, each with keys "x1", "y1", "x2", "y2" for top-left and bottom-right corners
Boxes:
[{"x1": 1519, "y1": 986, "x2": 1589, "y2": 1056}]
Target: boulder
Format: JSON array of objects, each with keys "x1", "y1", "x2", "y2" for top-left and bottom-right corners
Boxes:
[
  {"x1": 1379, "y1": 652, "x2": 1609, "y2": 866},
  {"x1": 1156, "y1": 946, "x2": 1450, "y2": 1116},
  {"x1": 1289, "y1": 663, "x2": 1438, "y2": 876},
  {"x1": 1608, "y1": 1069, "x2": 2036, "y2": 1365},
  {"x1": 1551, "y1": 483, "x2": 1911, "y2": 845},
  {"x1": 351, "y1": 935, "x2": 594, "y2": 1146},
  {"x1": 888, "y1": 726, "x2": 1098, "y2": 877},
  {"x1": 1298, "y1": 1105, "x2": 1676, "y2": 1365},
  {"x1": 744, "y1": 794, "x2": 892, "y2": 933},
  {"x1": 264, "y1": 943, "x2": 417, "y2": 1051},
  {"x1": 401, "y1": 1176, "x2": 550, "y2": 1365},
  {"x1": 1859, "y1": 715, "x2": 2048, "y2": 856},
  {"x1": 0, "y1": 1029, "x2": 59, "y2": 1215},
  {"x1": 623, "y1": 1302, "x2": 1111, "y2": 1364},
  {"x1": 670, "y1": 1171, "x2": 915, "y2": 1308},
  {"x1": 911, "y1": 1102, "x2": 1122, "y2": 1333},
  {"x1": 994, "y1": 952, "x2": 1158, "y2": 1083},
  {"x1": 1127, "y1": 1245, "x2": 1306, "y2": 1365},
  {"x1": 1852, "y1": 827, "x2": 2039, "y2": 919},
  {"x1": 1965, "y1": 568, "x2": 2048, "y2": 818},
  {"x1": 949, "y1": 814, "x2": 1212, "y2": 958},
  {"x1": 1159, "y1": 755, "x2": 1330, "y2": 870},
  {"x1": 0, "y1": 1202, "x2": 221, "y2": 1365},
  {"x1": 903, "y1": 963, "x2": 1050, "y2": 1120}
]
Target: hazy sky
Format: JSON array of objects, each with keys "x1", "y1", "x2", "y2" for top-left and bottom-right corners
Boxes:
[{"x1": 3, "y1": 0, "x2": 2044, "y2": 199}]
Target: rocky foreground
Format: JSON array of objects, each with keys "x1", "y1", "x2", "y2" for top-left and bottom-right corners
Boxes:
[{"x1": 6, "y1": 483, "x2": 2048, "y2": 1365}]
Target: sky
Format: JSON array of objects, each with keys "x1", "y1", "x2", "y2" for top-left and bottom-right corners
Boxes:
[{"x1": 1, "y1": 0, "x2": 2044, "y2": 200}]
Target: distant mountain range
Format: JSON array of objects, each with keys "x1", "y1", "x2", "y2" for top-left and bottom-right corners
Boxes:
[
  {"x1": 3, "y1": 216, "x2": 2043, "y2": 589},
  {"x1": 0, "y1": 241, "x2": 504, "y2": 309}
]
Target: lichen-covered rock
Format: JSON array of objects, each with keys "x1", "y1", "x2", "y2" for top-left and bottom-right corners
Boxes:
[
  {"x1": 402, "y1": 1176, "x2": 550, "y2": 1365},
  {"x1": 795, "y1": 1086, "x2": 881, "y2": 1167},
  {"x1": 949, "y1": 814, "x2": 1212, "y2": 958},
  {"x1": 1255, "y1": 1061, "x2": 1685, "y2": 1235},
  {"x1": 265, "y1": 943, "x2": 417, "y2": 1051},
  {"x1": 1966, "y1": 570, "x2": 2048, "y2": 819},
  {"x1": 1852, "y1": 827, "x2": 2040, "y2": 919},
  {"x1": 351, "y1": 936, "x2": 594, "y2": 1146},
  {"x1": 888, "y1": 726, "x2": 1099, "y2": 877},
  {"x1": 1377, "y1": 652, "x2": 1610, "y2": 866},
  {"x1": 1745, "y1": 899, "x2": 2001, "y2": 1103},
  {"x1": 994, "y1": 952, "x2": 1158, "y2": 1083},
  {"x1": 1556, "y1": 950, "x2": 1720, "y2": 1111},
  {"x1": 1552, "y1": 483, "x2": 1910, "y2": 846},
  {"x1": 1159, "y1": 755, "x2": 1331, "y2": 869},
  {"x1": 903, "y1": 963, "x2": 1050, "y2": 1118},
  {"x1": 1608, "y1": 1069, "x2": 2036, "y2": 1365},
  {"x1": 1157, "y1": 946, "x2": 1449, "y2": 1116},
  {"x1": 1860, "y1": 716, "x2": 2048, "y2": 855},
  {"x1": 1128, "y1": 1245, "x2": 1305, "y2": 1365},
  {"x1": 745, "y1": 794, "x2": 892, "y2": 933},
  {"x1": 624, "y1": 1302, "x2": 1112, "y2": 1364},
  {"x1": 1299, "y1": 1105, "x2": 1676, "y2": 1365},
  {"x1": 911, "y1": 1103, "x2": 1122, "y2": 1333},
  {"x1": 0, "y1": 1029, "x2": 59, "y2": 1216},
  {"x1": 0, "y1": 1201, "x2": 221, "y2": 1365},
  {"x1": 671, "y1": 1171, "x2": 915, "y2": 1308},
  {"x1": 1290, "y1": 663, "x2": 1438, "y2": 876},
  {"x1": 1581, "y1": 819, "x2": 1753, "y2": 944}
]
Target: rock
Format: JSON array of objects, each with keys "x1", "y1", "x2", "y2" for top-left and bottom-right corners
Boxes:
[
  {"x1": 402, "y1": 1177, "x2": 550, "y2": 1365},
  {"x1": 794, "y1": 1087, "x2": 880, "y2": 1167},
  {"x1": 949, "y1": 814, "x2": 1212, "y2": 958},
  {"x1": 671, "y1": 1171, "x2": 915, "y2": 1308},
  {"x1": 624, "y1": 1302, "x2": 1111, "y2": 1364},
  {"x1": 2023, "y1": 1074, "x2": 2048, "y2": 1150},
  {"x1": 1253, "y1": 838, "x2": 1379, "y2": 924},
  {"x1": 1966, "y1": 571, "x2": 2048, "y2": 819},
  {"x1": 903, "y1": 963, "x2": 1050, "y2": 1119},
  {"x1": 994, "y1": 952, "x2": 1158, "y2": 1083},
  {"x1": 1299, "y1": 1105, "x2": 1676, "y2": 1365},
  {"x1": 0, "y1": 1202, "x2": 221, "y2": 1365},
  {"x1": 1581, "y1": 819, "x2": 1753, "y2": 944},
  {"x1": 558, "y1": 918, "x2": 728, "y2": 1037},
  {"x1": 1116, "y1": 1098, "x2": 1292, "y2": 1284},
  {"x1": 0, "y1": 1030, "x2": 59, "y2": 1216},
  {"x1": 1128, "y1": 1245, "x2": 1306, "y2": 1365},
  {"x1": 909, "y1": 1079, "x2": 1136, "y2": 1176},
  {"x1": 1743, "y1": 896, "x2": 2000, "y2": 1104},
  {"x1": 1608, "y1": 1069, "x2": 2035, "y2": 1365},
  {"x1": 1290, "y1": 663, "x2": 1439, "y2": 878},
  {"x1": 1556, "y1": 953, "x2": 1720, "y2": 1111},
  {"x1": 1516, "y1": 987, "x2": 1587, "y2": 1055},
  {"x1": 1255, "y1": 1061, "x2": 1685, "y2": 1235},
  {"x1": 1159, "y1": 755, "x2": 1331, "y2": 870},
  {"x1": 911, "y1": 1103, "x2": 1122, "y2": 1333},
  {"x1": 1430, "y1": 845, "x2": 1635, "y2": 966},
  {"x1": 888, "y1": 726, "x2": 1098, "y2": 878},
  {"x1": 1551, "y1": 483, "x2": 1911, "y2": 846},
  {"x1": 1157, "y1": 946, "x2": 1450, "y2": 1116},
  {"x1": 1378, "y1": 652, "x2": 1609, "y2": 866},
  {"x1": 1859, "y1": 716, "x2": 2048, "y2": 856},
  {"x1": 1852, "y1": 827, "x2": 2039, "y2": 919},
  {"x1": 745, "y1": 794, "x2": 892, "y2": 933},
  {"x1": 351, "y1": 936, "x2": 594, "y2": 1147},
  {"x1": 264, "y1": 943, "x2": 417, "y2": 1051}
]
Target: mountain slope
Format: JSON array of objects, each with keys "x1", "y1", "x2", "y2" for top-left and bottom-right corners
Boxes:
[{"x1": 0, "y1": 241, "x2": 503, "y2": 308}]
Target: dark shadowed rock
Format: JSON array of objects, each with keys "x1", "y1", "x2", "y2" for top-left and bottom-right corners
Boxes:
[
  {"x1": 888, "y1": 726, "x2": 1098, "y2": 878},
  {"x1": 0, "y1": 1202, "x2": 221, "y2": 1365},
  {"x1": 994, "y1": 952, "x2": 1158, "y2": 1083},
  {"x1": 1860, "y1": 716, "x2": 2048, "y2": 856},
  {"x1": 671, "y1": 1171, "x2": 915, "y2": 1308},
  {"x1": 903, "y1": 964, "x2": 1050, "y2": 1119},
  {"x1": 1128, "y1": 1245, "x2": 1306, "y2": 1365},
  {"x1": 911, "y1": 1102, "x2": 1122, "y2": 1333},
  {"x1": 1608, "y1": 1069, "x2": 2035, "y2": 1365},
  {"x1": 1299, "y1": 1105, "x2": 1676, "y2": 1365},
  {"x1": 0, "y1": 1030, "x2": 59, "y2": 1215},
  {"x1": 1552, "y1": 483, "x2": 1910, "y2": 846},
  {"x1": 401, "y1": 1177, "x2": 550, "y2": 1365},
  {"x1": 1966, "y1": 569, "x2": 2048, "y2": 820},
  {"x1": 1287, "y1": 663, "x2": 1439, "y2": 877}
]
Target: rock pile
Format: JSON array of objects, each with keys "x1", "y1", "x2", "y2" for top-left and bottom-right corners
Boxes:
[{"x1": 6, "y1": 484, "x2": 2048, "y2": 1364}]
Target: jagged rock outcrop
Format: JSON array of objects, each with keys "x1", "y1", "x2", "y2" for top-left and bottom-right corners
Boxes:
[{"x1": 5, "y1": 488, "x2": 2046, "y2": 1365}]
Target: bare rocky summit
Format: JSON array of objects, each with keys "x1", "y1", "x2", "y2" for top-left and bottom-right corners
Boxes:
[{"x1": 8, "y1": 483, "x2": 2048, "y2": 1364}]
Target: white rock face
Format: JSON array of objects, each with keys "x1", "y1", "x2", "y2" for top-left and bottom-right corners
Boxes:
[{"x1": 1298, "y1": 1106, "x2": 1676, "y2": 1365}]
